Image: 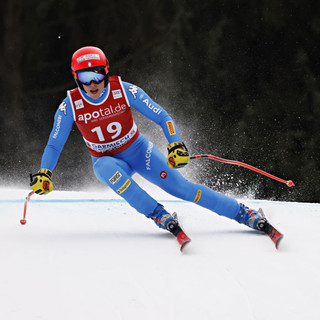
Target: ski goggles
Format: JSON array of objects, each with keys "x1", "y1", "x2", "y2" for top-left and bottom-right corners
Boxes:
[{"x1": 76, "y1": 67, "x2": 106, "y2": 85}]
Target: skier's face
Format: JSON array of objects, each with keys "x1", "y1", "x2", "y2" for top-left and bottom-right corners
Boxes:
[{"x1": 83, "y1": 80, "x2": 105, "y2": 99}]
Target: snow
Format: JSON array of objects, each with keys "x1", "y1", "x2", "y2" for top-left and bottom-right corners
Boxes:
[{"x1": 1, "y1": 186, "x2": 320, "y2": 320}]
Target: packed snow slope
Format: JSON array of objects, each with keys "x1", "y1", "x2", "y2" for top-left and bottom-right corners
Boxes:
[{"x1": 1, "y1": 187, "x2": 319, "y2": 320}]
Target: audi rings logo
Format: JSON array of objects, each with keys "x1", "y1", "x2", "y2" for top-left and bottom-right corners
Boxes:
[{"x1": 160, "y1": 171, "x2": 167, "y2": 179}]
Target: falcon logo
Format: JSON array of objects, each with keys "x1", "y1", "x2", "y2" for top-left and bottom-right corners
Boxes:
[
  {"x1": 52, "y1": 115, "x2": 62, "y2": 139},
  {"x1": 145, "y1": 141, "x2": 153, "y2": 170}
]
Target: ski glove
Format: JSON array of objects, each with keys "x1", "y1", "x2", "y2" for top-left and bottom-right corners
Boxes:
[
  {"x1": 167, "y1": 142, "x2": 190, "y2": 169},
  {"x1": 30, "y1": 169, "x2": 54, "y2": 195}
]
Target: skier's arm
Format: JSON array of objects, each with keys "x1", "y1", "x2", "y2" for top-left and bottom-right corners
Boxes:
[
  {"x1": 123, "y1": 82, "x2": 190, "y2": 168},
  {"x1": 40, "y1": 99, "x2": 74, "y2": 170},
  {"x1": 30, "y1": 98, "x2": 74, "y2": 195},
  {"x1": 122, "y1": 82, "x2": 181, "y2": 143}
]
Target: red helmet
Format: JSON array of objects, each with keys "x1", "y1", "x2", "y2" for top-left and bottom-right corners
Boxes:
[{"x1": 71, "y1": 46, "x2": 109, "y2": 78}]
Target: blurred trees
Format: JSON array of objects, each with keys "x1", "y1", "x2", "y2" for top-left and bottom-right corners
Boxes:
[{"x1": 0, "y1": 0, "x2": 319, "y2": 202}]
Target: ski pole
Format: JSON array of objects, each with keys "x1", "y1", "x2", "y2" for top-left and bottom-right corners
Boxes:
[
  {"x1": 20, "y1": 191, "x2": 34, "y2": 225},
  {"x1": 190, "y1": 154, "x2": 295, "y2": 187}
]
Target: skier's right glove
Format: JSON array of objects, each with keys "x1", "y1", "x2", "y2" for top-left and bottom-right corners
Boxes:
[
  {"x1": 167, "y1": 142, "x2": 190, "y2": 169},
  {"x1": 30, "y1": 169, "x2": 54, "y2": 195}
]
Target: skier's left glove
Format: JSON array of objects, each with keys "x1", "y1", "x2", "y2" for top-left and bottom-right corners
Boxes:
[
  {"x1": 167, "y1": 142, "x2": 190, "y2": 169},
  {"x1": 30, "y1": 169, "x2": 54, "y2": 195}
]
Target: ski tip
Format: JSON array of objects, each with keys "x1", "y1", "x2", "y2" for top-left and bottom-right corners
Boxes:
[
  {"x1": 258, "y1": 208, "x2": 266, "y2": 217},
  {"x1": 275, "y1": 234, "x2": 284, "y2": 250},
  {"x1": 180, "y1": 239, "x2": 191, "y2": 252}
]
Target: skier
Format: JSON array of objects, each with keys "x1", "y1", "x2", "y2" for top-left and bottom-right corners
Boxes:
[{"x1": 30, "y1": 46, "x2": 280, "y2": 250}]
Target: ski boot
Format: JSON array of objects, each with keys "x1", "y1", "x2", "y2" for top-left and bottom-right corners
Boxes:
[
  {"x1": 235, "y1": 204, "x2": 283, "y2": 249},
  {"x1": 235, "y1": 203, "x2": 267, "y2": 231},
  {"x1": 149, "y1": 204, "x2": 191, "y2": 251}
]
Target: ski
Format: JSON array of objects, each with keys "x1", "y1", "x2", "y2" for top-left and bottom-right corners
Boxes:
[
  {"x1": 176, "y1": 230, "x2": 191, "y2": 252},
  {"x1": 258, "y1": 209, "x2": 283, "y2": 249},
  {"x1": 170, "y1": 213, "x2": 191, "y2": 252},
  {"x1": 266, "y1": 224, "x2": 283, "y2": 249}
]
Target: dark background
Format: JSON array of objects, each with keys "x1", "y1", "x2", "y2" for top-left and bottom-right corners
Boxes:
[{"x1": 0, "y1": 0, "x2": 319, "y2": 202}]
